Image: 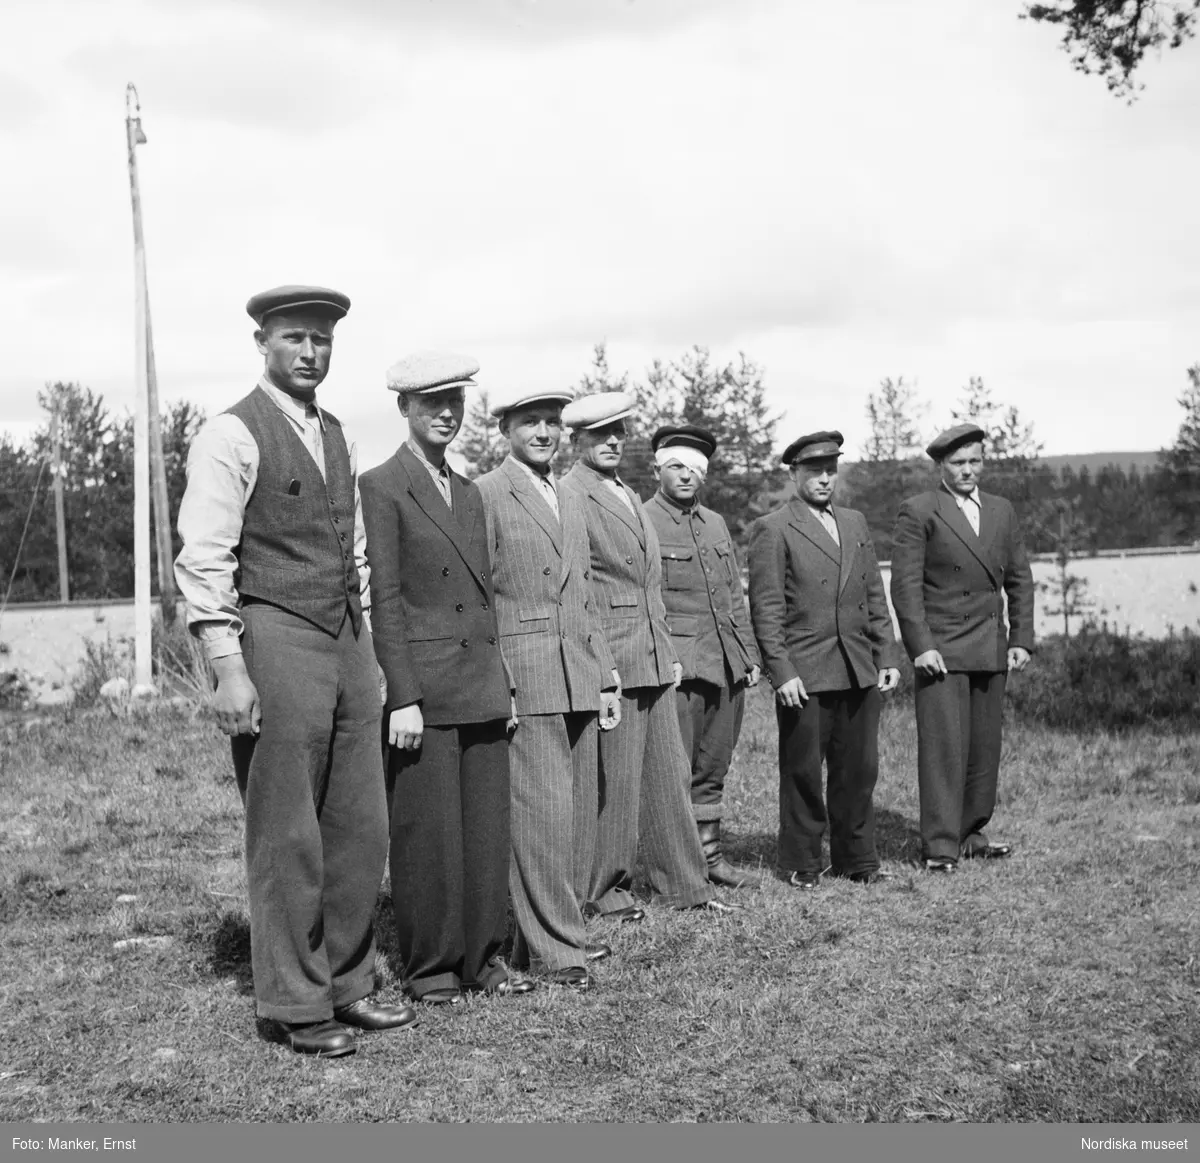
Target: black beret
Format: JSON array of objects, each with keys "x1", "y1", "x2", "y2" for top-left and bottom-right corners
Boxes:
[
  {"x1": 651, "y1": 424, "x2": 718, "y2": 459},
  {"x1": 782, "y1": 430, "x2": 844, "y2": 465},
  {"x1": 926, "y1": 422, "x2": 986, "y2": 460},
  {"x1": 246, "y1": 285, "x2": 350, "y2": 325}
]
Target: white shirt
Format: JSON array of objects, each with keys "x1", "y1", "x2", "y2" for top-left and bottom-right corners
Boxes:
[
  {"x1": 807, "y1": 503, "x2": 840, "y2": 546},
  {"x1": 948, "y1": 485, "x2": 982, "y2": 536},
  {"x1": 406, "y1": 438, "x2": 453, "y2": 509},
  {"x1": 606, "y1": 477, "x2": 637, "y2": 514},
  {"x1": 174, "y1": 377, "x2": 370, "y2": 661},
  {"x1": 511, "y1": 455, "x2": 560, "y2": 517}
]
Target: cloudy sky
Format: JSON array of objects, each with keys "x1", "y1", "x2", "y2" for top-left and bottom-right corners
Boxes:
[{"x1": 4, "y1": 0, "x2": 1198, "y2": 471}]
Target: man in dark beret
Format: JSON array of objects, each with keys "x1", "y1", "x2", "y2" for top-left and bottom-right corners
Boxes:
[
  {"x1": 175, "y1": 286, "x2": 416, "y2": 1057},
  {"x1": 642, "y1": 425, "x2": 762, "y2": 887},
  {"x1": 889, "y1": 423, "x2": 1034, "y2": 872},
  {"x1": 748, "y1": 430, "x2": 903, "y2": 889}
]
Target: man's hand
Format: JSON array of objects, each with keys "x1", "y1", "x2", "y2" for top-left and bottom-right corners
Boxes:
[
  {"x1": 599, "y1": 691, "x2": 622, "y2": 731},
  {"x1": 914, "y1": 649, "x2": 948, "y2": 678},
  {"x1": 746, "y1": 665, "x2": 761, "y2": 688},
  {"x1": 877, "y1": 667, "x2": 901, "y2": 693},
  {"x1": 389, "y1": 703, "x2": 423, "y2": 751},
  {"x1": 1007, "y1": 646, "x2": 1031, "y2": 672},
  {"x1": 775, "y1": 676, "x2": 808, "y2": 708},
  {"x1": 507, "y1": 695, "x2": 519, "y2": 733},
  {"x1": 672, "y1": 662, "x2": 683, "y2": 689},
  {"x1": 211, "y1": 655, "x2": 261, "y2": 737}
]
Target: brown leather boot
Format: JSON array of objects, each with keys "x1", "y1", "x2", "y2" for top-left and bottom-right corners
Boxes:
[{"x1": 697, "y1": 820, "x2": 759, "y2": 888}]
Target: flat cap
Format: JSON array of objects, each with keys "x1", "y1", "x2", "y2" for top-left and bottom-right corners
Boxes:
[
  {"x1": 246, "y1": 285, "x2": 350, "y2": 325},
  {"x1": 387, "y1": 352, "x2": 480, "y2": 395},
  {"x1": 561, "y1": 391, "x2": 636, "y2": 431},
  {"x1": 651, "y1": 424, "x2": 718, "y2": 459},
  {"x1": 782, "y1": 430, "x2": 844, "y2": 465},
  {"x1": 926, "y1": 422, "x2": 986, "y2": 460},
  {"x1": 488, "y1": 385, "x2": 575, "y2": 419}
]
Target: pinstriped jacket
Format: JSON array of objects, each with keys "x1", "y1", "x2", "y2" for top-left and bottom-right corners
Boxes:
[
  {"x1": 477, "y1": 456, "x2": 617, "y2": 717},
  {"x1": 560, "y1": 460, "x2": 679, "y2": 692}
]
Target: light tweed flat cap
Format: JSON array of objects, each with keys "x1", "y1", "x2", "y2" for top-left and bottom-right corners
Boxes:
[
  {"x1": 488, "y1": 386, "x2": 575, "y2": 419},
  {"x1": 561, "y1": 390, "x2": 636, "y2": 430},
  {"x1": 386, "y1": 351, "x2": 480, "y2": 394}
]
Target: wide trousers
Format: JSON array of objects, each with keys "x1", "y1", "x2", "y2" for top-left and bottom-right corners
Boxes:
[
  {"x1": 776, "y1": 685, "x2": 881, "y2": 877},
  {"x1": 676, "y1": 674, "x2": 746, "y2": 821},
  {"x1": 385, "y1": 719, "x2": 510, "y2": 998},
  {"x1": 592, "y1": 685, "x2": 714, "y2": 912},
  {"x1": 914, "y1": 670, "x2": 1006, "y2": 861},
  {"x1": 231, "y1": 604, "x2": 387, "y2": 1024},
  {"x1": 507, "y1": 711, "x2": 598, "y2": 972}
]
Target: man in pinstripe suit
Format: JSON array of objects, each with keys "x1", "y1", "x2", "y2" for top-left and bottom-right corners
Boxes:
[
  {"x1": 561, "y1": 392, "x2": 740, "y2": 918},
  {"x1": 476, "y1": 387, "x2": 624, "y2": 991}
]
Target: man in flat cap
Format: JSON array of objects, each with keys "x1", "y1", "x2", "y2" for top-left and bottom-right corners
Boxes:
[
  {"x1": 476, "y1": 387, "x2": 623, "y2": 991},
  {"x1": 889, "y1": 423, "x2": 1034, "y2": 872},
  {"x1": 561, "y1": 393, "x2": 739, "y2": 917},
  {"x1": 748, "y1": 430, "x2": 902, "y2": 889},
  {"x1": 175, "y1": 286, "x2": 415, "y2": 1057},
  {"x1": 360, "y1": 353, "x2": 533, "y2": 1005},
  {"x1": 642, "y1": 425, "x2": 762, "y2": 888}
]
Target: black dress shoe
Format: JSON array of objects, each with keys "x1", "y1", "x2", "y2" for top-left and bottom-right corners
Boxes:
[
  {"x1": 786, "y1": 870, "x2": 820, "y2": 890},
  {"x1": 333, "y1": 997, "x2": 418, "y2": 1031},
  {"x1": 275, "y1": 1019, "x2": 356, "y2": 1058},
  {"x1": 415, "y1": 986, "x2": 463, "y2": 1005},
  {"x1": 584, "y1": 942, "x2": 611, "y2": 962},
  {"x1": 963, "y1": 842, "x2": 1012, "y2": 859},
  {"x1": 464, "y1": 972, "x2": 537, "y2": 997},
  {"x1": 546, "y1": 966, "x2": 591, "y2": 991},
  {"x1": 924, "y1": 857, "x2": 957, "y2": 873},
  {"x1": 603, "y1": 905, "x2": 646, "y2": 923},
  {"x1": 846, "y1": 869, "x2": 895, "y2": 885}
]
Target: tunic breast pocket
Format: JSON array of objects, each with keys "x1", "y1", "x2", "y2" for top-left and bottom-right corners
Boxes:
[{"x1": 660, "y1": 549, "x2": 694, "y2": 589}]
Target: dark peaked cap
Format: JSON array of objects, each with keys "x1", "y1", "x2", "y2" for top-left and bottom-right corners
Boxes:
[
  {"x1": 926, "y1": 422, "x2": 986, "y2": 460},
  {"x1": 246, "y1": 285, "x2": 351, "y2": 325},
  {"x1": 651, "y1": 424, "x2": 718, "y2": 458},
  {"x1": 782, "y1": 430, "x2": 844, "y2": 465}
]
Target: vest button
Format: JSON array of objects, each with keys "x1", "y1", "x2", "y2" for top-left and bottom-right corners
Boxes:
[
  {"x1": 461, "y1": 638, "x2": 469, "y2": 647},
  {"x1": 456, "y1": 603, "x2": 464, "y2": 612},
  {"x1": 442, "y1": 567, "x2": 450, "y2": 576},
  {"x1": 543, "y1": 566, "x2": 551, "y2": 575},
  {"x1": 488, "y1": 636, "x2": 496, "y2": 645}
]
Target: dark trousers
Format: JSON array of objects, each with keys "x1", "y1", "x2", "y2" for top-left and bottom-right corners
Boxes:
[
  {"x1": 776, "y1": 685, "x2": 881, "y2": 877},
  {"x1": 676, "y1": 675, "x2": 746, "y2": 821},
  {"x1": 592, "y1": 685, "x2": 714, "y2": 911},
  {"x1": 232, "y1": 604, "x2": 387, "y2": 1024},
  {"x1": 508, "y1": 711, "x2": 597, "y2": 972},
  {"x1": 915, "y1": 670, "x2": 1006, "y2": 861},
  {"x1": 385, "y1": 719, "x2": 510, "y2": 998}
]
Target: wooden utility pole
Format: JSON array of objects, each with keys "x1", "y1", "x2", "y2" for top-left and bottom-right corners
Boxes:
[
  {"x1": 126, "y1": 83, "x2": 153, "y2": 690},
  {"x1": 50, "y1": 387, "x2": 69, "y2": 603}
]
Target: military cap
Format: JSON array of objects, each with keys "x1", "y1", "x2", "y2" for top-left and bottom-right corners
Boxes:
[
  {"x1": 245, "y1": 285, "x2": 350, "y2": 325},
  {"x1": 386, "y1": 352, "x2": 480, "y2": 395},
  {"x1": 782, "y1": 430, "x2": 844, "y2": 465},
  {"x1": 926, "y1": 422, "x2": 986, "y2": 460},
  {"x1": 651, "y1": 424, "x2": 718, "y2": 459},
  {"x1": 561, "y1": 391, "x2": 636, "y2": 431},
  {"x1": 488, "y1": 385, "x2": 575, "y2": 419}
]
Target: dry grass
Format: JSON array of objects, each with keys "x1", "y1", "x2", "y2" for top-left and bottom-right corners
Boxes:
[{"x1": 1, "y1": 691, "x2": 1198, "y2": 1123}]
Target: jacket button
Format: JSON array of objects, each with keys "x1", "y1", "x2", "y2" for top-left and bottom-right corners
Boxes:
[
  {"x1": 461, "y1": 638, "x2": 469, "y2": 647},
  {"x1": 543, "y1": 566, "x2": 551, "y2": 575},
  {"x1": 963, "y1": 590, "x2": 969, "y2": 596},
  {"x1": 584, "y1": 600, "x2": 589, "y2": 610},
  {"x1": 488, "y1": 636, "x2": 497, "y2": 645},
  {"x1": 954, "y1": 566, "x2": 961, "y2": 572},
  {"x1": 584, "y1": 571, "x2": 590, "y2": 580},
  {"x1": 561, "y1": 631, "x2": 568, "y2": 640},
  {"x1": 481, "y1": 602, "x2": 489, "y2": 610},
  {"x1": 861, "y1": 573, "x2": 866, "y2": 580},
  {"x1": 442, "y1": 566, "x2": 450, "y2": 576},
  {"x1": 626, "y1": 555, "x2": 633, "y2": 564},
  {"x1": 332, "y1": 515, "x2": 340, "y2": 524},
  {"x1": 456, "y1": 603, "x2": 464, "y2": 612},
  {"x1": 821, "y1": 579, "x2": 828, "y2": 586},
  {"x1": 858, "y1": 602, "x2": 864, "y2": 610}
]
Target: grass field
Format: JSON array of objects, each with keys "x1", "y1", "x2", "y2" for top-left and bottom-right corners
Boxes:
[{"x1": 1, "y1": 689, "x2": 1198, "y2": 1123}]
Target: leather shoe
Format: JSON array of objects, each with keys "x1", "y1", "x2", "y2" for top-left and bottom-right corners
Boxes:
[
  {"x1": 786, "y1": 870, "x2": 820, "y2": 890},
  {"x1": 603, "y1": 905, "x2": 646, "y2": 923},
  {"x1": 275, "y1": 1019, "x2": 356, "y2": 1058},
  {"x1": 416, "y1": 986, "x2": 463, "y2": 1005},
  {"x1": 924, "y1": 857, "x2": 957, "y2": 873},
  {"x1": 846, "y1": 869, "x2": 895, "y2": 885},
  {"x1": 464, "y1": 971, "x2": 537, "y2": 997},
  {"x1": 693, "y1": 897, "x2": 745, "y2": 912},
  {"x1": 546, "y1": 966, "x2": 591, "y2": 991},
  {"x1": 963, "y1": 842, "x2": 1012, "y2": 859},
  {"x1": 333, "y1": 997, "x2": 418, "y2": 1031},
  {"x1": 584, "y1": 942, "x2": 611, "y2": 962}
]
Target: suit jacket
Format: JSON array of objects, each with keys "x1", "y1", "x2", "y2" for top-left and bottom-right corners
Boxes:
[
  {"x1": 560, "y1": 461, "x2": 679, "y2": 692},
  {"x1": 643, "y1": 491, "x2": 759, "y2": 688},
  {"x1": 748, "y1": 498, "x2": 902, "y2": 693},
  {"x1": 360, "y1": 444, "x2": 511, "y2": 725},
  {"x1": 477, "y1": 456, "x2": 616, "y2": 716},
  {"x1": 889, "y1": 486, "x2": 1035, "y2": 673}
]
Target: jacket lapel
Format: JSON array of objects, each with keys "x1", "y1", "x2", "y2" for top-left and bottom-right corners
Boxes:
[
  {"x1": 502, "y1": 457, "x2": 563, "y2": 555},
  {"x1": 833, "y1": 507, "x2": 856, "y2": 595},
  {"x1": 935, "y1": 489, "x2": 993, "y2": 580},
  {"x1": 397, "y1": 446, "x2": 486, "y2": 590},
  {"x1": 786, "y1": 499, "x2": 840, "y2": 567},
  {"x1": 589, "y1": 472, "x2": 646, "y2": 547}
]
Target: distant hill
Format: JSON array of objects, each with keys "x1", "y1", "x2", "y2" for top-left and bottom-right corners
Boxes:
[{"x1": 1040, "y1": 451, "x2": 1162, "y2": 475}]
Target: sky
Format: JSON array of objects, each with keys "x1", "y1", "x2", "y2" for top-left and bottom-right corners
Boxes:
[{"x1": 3, "y1": 0, "x2": 1199, "y2": 473}]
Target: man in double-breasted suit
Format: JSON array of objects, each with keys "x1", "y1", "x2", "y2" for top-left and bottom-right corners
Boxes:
[
  {"x1": 642, "y1": 425, "x2": 762, "y2": 888},
  {"x1": 360, "y1": 353, "x2": 533, "y2": 1005},
  {"x1": 561, "y1": 393, "x2": 737, "y2": 917},
  {"x1": 889, "y1": 422, "x2": 1034, "y2": 872},
  {"x1": 477, "y1": 387, "x2": 623, "y2": 991},
  {"x1": 748, "y1": 430, "x2": 902, "y2": 889}
]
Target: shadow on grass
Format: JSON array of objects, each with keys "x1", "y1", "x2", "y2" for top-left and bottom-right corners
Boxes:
[
  {"x1": 204, "y1": 909, "x2": 254, "y2": 997},
  {"x1": 723, "y1": 808, "x2": 922, "y2": 869}
]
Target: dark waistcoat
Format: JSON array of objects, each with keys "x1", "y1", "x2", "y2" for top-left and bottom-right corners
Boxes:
[{"x1": 227, "y1": 386, "x2": 362, "y2": 637}]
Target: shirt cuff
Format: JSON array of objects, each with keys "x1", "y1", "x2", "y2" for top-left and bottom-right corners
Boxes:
[{"x1": 204, "y1": 636, "x2": 243, "y2": 661}]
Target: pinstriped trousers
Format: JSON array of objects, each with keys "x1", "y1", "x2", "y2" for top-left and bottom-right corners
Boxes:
[
  {"x1": 591, "y1": 685, "x2": 715, "y2": 911},
  {"x1": 507, "y1": 711, "x2": 598, "y2": 972}
]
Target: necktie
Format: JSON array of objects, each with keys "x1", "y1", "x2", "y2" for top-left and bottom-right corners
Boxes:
[{"x1": 962, "y1": 496, "x2": 980, "y2": 536}]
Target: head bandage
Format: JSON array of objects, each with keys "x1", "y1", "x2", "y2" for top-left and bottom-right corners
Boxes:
[{"x1": 655, "y1": 445, "x2": 709, "y2": 478}]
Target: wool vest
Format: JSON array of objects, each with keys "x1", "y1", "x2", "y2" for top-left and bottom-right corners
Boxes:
[{"x1": 227, "y1": 386, "x2": 362, "y2": 637}]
